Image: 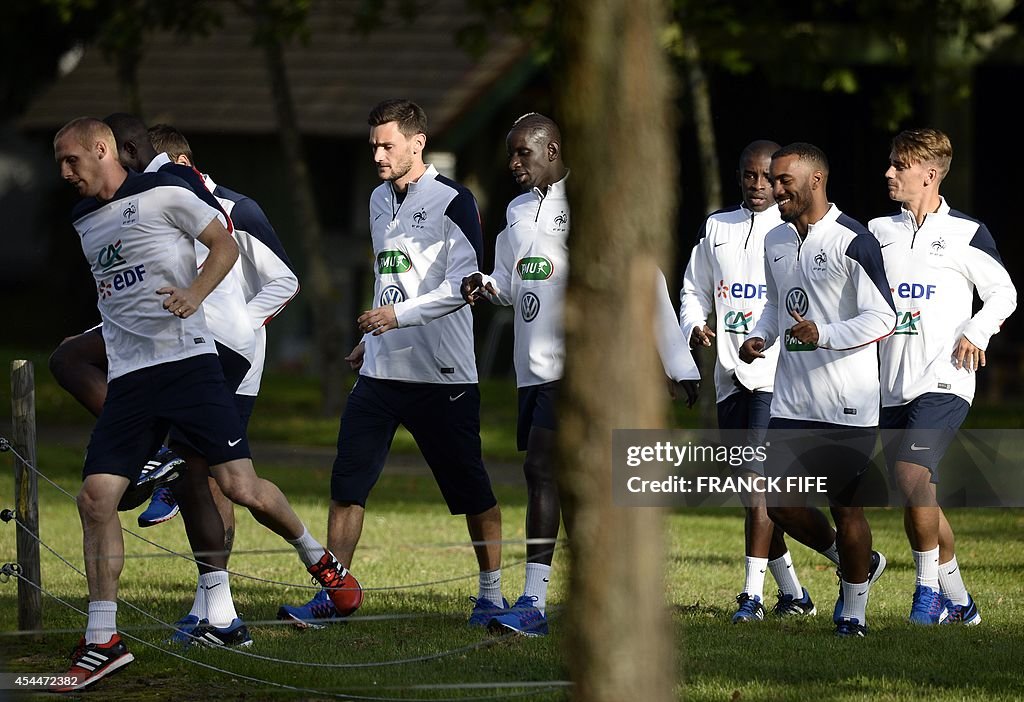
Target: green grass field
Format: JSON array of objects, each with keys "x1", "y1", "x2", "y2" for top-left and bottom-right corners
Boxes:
[{"x1": 1, "y1": 350, "x2": 1023, "y2": 700}]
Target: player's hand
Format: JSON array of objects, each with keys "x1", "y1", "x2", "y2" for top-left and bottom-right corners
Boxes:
[
  {"x1": 952, "y1": 335, "x2": 985, "y2": 372},
  {"x1": 358, "y1": 305, "x2": 397, "y2": 336},
  {"x1": 667, "y1": 378, "x2": 700, "y2": 408},
  {"x1": 788, "y1": 310, "x2": 819, "y2": 345},
  {"x1": 157, "y1": 286, "x2": 201, "y2": 318},
  {"x1": 460, "y1": 273, "x2": 495, "y2": 305},
  {"x1": 345, "y1": 341, "x2": 365, "y2": 371},
  {"x1": 689, "y1": 324, "x2": 715, "y2": 348},
  {"x1": 739, "y1": 337, "x2": 766, "y2": 363}
]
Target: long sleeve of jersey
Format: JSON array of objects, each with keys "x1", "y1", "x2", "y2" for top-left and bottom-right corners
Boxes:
[
  {"x1": 815, "y1": 234, "x2": 896, "y2": 350},
  {"x1": 959, "y1": 225, "x2": 1017, "y2": 349},
  {"x1": 393, "y1": 189, "x2": 480, "y2": 327},
  {"x1": 655, "y1": 269, "x2": 700, "y2": 381},
  {"x1": 228, "y1": 197, "x2": 299, "y2": 329},
  {"x1": 479, "y1": 226, "x2": 515, "y2": 306},
  {"x1": 749, "y1": 253, "x2": 781, "y2": 348},
  {"x1": 679, "y1": 232, "x2": 714, "y2": 336}
]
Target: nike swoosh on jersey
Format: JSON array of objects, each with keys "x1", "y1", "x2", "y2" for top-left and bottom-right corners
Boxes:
[
  {"x1": 714, "y1": 242, "x2": 727, "y2": 248},
  {"x1": 880, "y1": 242, "x2": 895, "y2": 248},
  {"x1": 773, "y1": 255, "x2": 785, "y2": 262}
]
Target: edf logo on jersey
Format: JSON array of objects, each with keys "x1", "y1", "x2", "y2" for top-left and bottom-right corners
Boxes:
[
  {"x1": 893, "y1": 282, "x2": 937, "y2": 299},
  {"x1": 98, "y1": 264, "x2": 147, "y2": 298},
  {"x1": 716, "y1": 279, "x2": 767, "y2": 300}
]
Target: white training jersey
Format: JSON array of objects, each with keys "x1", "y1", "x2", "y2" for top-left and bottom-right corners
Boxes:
[
  {"x1": 870, "y1": 198, "x2": 1017, "y2": 407},
  {"x1": 143, "y1": 155, "x2": 255, "y2": 365},
  {"x1": 71, "y1": 171, "x2": 221, "y2": 380},
  {"x1": 205, "y1": 175, "x2": 299, "y2": 396},
  {"x1": 478, "y1": 176, "x2": 570, "y2": 387},
  {"x1": 360, "y1": 165, "x2": 482, "y2": 384},
  {"x1": 680, "y1": 203, "x2": 782, "y2": 402},
  {"x1": 748, "y1": 205, "x2": 897, "y2": 426},
  {"x1": 654, "y1": 269, "x2": 701, "y2": 382}
]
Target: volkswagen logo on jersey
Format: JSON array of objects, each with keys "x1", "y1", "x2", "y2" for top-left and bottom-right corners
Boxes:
[
  {"x1": 785, "y1": 287, "x2": 809, "y2": 317},
  {"x1": 380, "y1": 285, "x2": 405, "y2": 306},
  {"x1": 517, "y1": 257, "x2": 553, "y2": 280},
  {"x1": 377, "y1": 250, "x2": 411, "y2": 274},
  {"x1": 521, "y1": 291, "x2": 541, "y2": 322}
]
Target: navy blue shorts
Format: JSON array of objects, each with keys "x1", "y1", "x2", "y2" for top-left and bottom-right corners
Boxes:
[
  {"x1": 717, "y1": 390, "x2": 772, "y2": 475},
  {"x1": 517, "y1": 381, "x2": 560, "y2": 451},
  {"x1": 84, "y1": 354, "x2": 252, "y2": 480},
  {"x1": 168, "y1": 343, "x2": 252, "y2": 451},
  {"x1": 764, "y1": 418, "x2": 878, "y2": 506},
  {"x1": 880, "y1": 392, "x2": 970, "y2": 479},
  {"x1": 331, "y1": 376, "x2": 497, "y2": 515}
]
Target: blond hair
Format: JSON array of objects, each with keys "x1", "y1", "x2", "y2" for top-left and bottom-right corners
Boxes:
[
  {"x1": 891, "y1": 128, "x2": 952, "y2": 179},
  {"x1": 54, "y1": 117, "x2": 117, "y2": 153}
]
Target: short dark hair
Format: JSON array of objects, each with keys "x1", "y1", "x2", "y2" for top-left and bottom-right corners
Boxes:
[
  {"x1": 368, "y1": 99, "x2": 428, "y2": 137},
  {"x1": 739, "y1": 139, "x2": 780, "y2": 169},
  {"x1": 509, "y1": 112, "x2": 561, "y2": 145},
  {"x1": 773, "y1": 142, "x2": 829, "y2": 174},
  {"x1": 103, "y1": 112, "x2": 149, "y2": 150},
  {"x1": 148, "y1": 124, "x2": 194, "y2": 165}
]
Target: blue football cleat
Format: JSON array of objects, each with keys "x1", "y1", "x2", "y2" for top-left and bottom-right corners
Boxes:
[
  {"x1": 909, "y1": 584, "x2": 947, "y2": 625},
  {"x1": 167, "y1": 614, "x2": 201, "y2": 647},
  {"x1": 834, "y1": 616, "x2": 868, "y2": 637},
  {"x1": 731, "y1": 593, "x2": 765, "y2": 623},
  {"x1": 772, "y1": 587, "x2": 817, "y2": 617},
  {"x1": 487, "y1": 595, "x2": 548, "y2": 637},
  {"x1": 137, "y1": 486, "x2": 179, "y2": 527},
  {"x1": 277, "y1": 588, "x2": 345, "y2": 629},
  {"x1": 192, "y1": 618, "x2": 253, "y2": 647},
  {"x1": 467, "y1": 596, "x2": 508, "y2": 628},
  {"x1": 941, "y1": 593, "x2": 981, "y2": 626}
]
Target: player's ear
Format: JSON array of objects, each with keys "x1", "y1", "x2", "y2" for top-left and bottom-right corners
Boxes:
[{"x1": 547, "y1": 140, "x2": 560, "y2": 162}]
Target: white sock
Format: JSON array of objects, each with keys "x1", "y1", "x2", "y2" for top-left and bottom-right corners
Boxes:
[
  {"x1": 287, "y1": 526, "x2": 326, "y2": 567},
  {"x1": 839, "y1": 579, "x2": 869, "y2": 625},
  {"x1": 523, "y1": 563, "x2": 552, "y2": 613},
  {"x1": 200, "y1": 571, "x2": 238, "y2": 628},
  {"x1": 85, "y1": 601, "x2": 117, "y2": 645},
  {"x1": 938, "y1": 556, "x2": 969, "y2": 606},
  {"x1": 768, "y1": 551, "x2": 803, "y2": 599},
  {"x1": 912, "y1": 547, "x2": 940, "y2": 590},
  {"x1": 478, "y1": 568, "x2": 502, "y2": 604},
  {"x1": 742, "y1": 557, "x2": 769, "y2": 601},
  {"x1": 187, "y1": 582, "x2": 205, "y2": 620},
  {"x1": 819, "y1": 541, "x2": 841, "y2": 567}
]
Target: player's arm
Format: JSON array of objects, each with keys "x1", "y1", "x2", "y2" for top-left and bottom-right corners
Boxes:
[
  {"x1": 743, "y1": 248, "x2": 782, "y2": 358},
  {"x1": 465, "y1": 226, "x2": 514, "y2": 306},
  {"x1": 958, "y1": 224, "x2": 1017, "y2": 352},
  {"x1": 814, "y1": 234, "x2": 896, "y2": 350},
  {"x1": 653, "y1": 268, "x2": 700, "y2": 405},
  {"x1": 230, "y1": 198, "x2": 300, "y2": 327},
  {"x1": 679, "y1": 223, "x2": 716, "y2": 347},
  {"x1": 158, "y1": 216, "x2": 239, "y2": 318}
]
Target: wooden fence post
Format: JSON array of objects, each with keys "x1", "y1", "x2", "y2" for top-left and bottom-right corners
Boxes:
[{"x1": 11, "y1": 360, "x2": 42, "y2": 636}]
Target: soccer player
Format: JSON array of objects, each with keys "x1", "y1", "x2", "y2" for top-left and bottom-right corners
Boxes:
[
  {"x1": 680, "y1": 140, "x2": 820, "y2": 622},
  {"x1": 51, "y1": 118, "x2": 354, "y2": 691},
  {"x1": 739, "y1": 142, "x2": 897, "y2": 638},
  {"x1": 278, "y1": 99, "x2": 505, "y2": 627},
  {"x1": 146, "y1": 122, "x2": 301, "y2": 643},
  {"x1": 870, "y1": 128, "x2": 1016, "y2": 625},
  {"x1": 461, "y1": 113, "x2": 699, "y2": 636}
]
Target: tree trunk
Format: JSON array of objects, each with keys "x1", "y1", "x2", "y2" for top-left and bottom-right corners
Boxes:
[
  {"x1": 678, "y1": 26, "x2": 720, "y2": 429},
  {"x1": 258, "y1": 25, "x2": 347, "y2": 415},
  {"x1": 557, "y1": 0, "x2": 677, "y2": 700}
]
